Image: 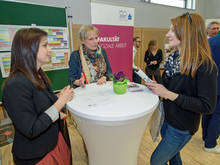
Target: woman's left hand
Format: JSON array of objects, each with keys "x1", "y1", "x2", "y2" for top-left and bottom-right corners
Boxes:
[
  {"x1": 145, "y1": 82, "x2": 168, "y2": 97},
  {"x1": 97, "y1": 76, "x2": 107, "y2": 85},
  {"x1": 145, "y1": 82, "x2": 178, "y2": 101}
]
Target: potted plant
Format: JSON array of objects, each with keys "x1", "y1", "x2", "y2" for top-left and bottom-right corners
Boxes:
[{"x1": 110, "y1": 71, "x2": 129, "y2": 94}]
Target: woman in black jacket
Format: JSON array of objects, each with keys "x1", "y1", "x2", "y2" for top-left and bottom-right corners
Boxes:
[
  {"x1": 144, "y1": 40, "x2": 163, "y2": 83},
  {"x1": 2, "y1": 28, "x2": 74, "y2": 165},
  {"x1": 145, "y1": 13, "x2": 217, "y2": 165}
]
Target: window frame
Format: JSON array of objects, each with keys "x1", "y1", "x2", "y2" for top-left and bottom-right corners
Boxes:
[{"x1": 144, "y1": 0, "x2": 196, "y2": 10}]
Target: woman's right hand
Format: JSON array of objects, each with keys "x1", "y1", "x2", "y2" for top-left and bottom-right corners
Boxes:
[
  {"x1": 74, "y1": 73, "x2": 85, "y2": 88},
  {"x1": 79, "y1": 75, "x2": 85, "y2": 87},
  {"x1": 54, "y1": 85, "x2": 74, "y2": 111}
]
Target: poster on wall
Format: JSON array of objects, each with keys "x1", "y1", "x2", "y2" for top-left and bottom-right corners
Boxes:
[
  {"x1": 0, "y1": 25, "x2": 70, "y2": 77},
  {"x1": 41, "y1": 27, "x2": 69, "y2": 49},
  {"x1": 0, "y1": 49, "x2": 70, "y2": 78},
  {"x1": 0, "y1": 52, "x2": 11, "y2": 78},
  {"x1": 0, "y1": 26, "x2": 20, "y2": 51},
  {"x1": 0, "y1": 25, "x2": 69, "y2": 51},
  {"x1": 91, "y1": 2, "x2": 134, "y2": 80},
  {"x1": 41, "y1": 49, "x2": 69, "y2": 71}
]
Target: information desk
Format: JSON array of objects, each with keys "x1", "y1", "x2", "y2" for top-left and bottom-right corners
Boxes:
[{"x1": 67, "y1": 81, "x2": 159, "y2": 165}]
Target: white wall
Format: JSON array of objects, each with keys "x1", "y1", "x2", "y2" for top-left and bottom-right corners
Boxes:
[
  {"x1": 5, "y1": 0, "x2": 213, "y2": 28},
  {"x1": 10, "y1": 0, "x2": 91, "y2": 25},
  {"x1": 205, "y1": 0, "x2": 220, "y2": 19},
  {"x1": 93, "y1": 0, "x2": 206, "y2": 28}
]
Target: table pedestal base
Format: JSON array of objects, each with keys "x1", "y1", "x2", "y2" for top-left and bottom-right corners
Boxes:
[{"x1": 72, "y1": 112, "x2": 154, "y2": 165}]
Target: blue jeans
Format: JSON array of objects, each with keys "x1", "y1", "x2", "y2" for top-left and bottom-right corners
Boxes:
[{"x1": 150, "y1": 121, "x2": 192, "y2": 165}]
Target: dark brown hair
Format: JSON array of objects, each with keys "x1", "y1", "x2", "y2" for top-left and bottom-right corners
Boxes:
[
  {"x1": 133, "y1": 36, "x2": 140, "y2": 42},
  {"x1": 147, "y1": 40, "x2": 157, "y2": 51},
  {"x1": 3, "y1": 28, "x2": 50, "y2": 89}
]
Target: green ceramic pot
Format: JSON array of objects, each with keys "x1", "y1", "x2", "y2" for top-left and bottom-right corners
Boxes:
[{"x1": 113, "y1": 79, "x2": 128, "y2": 94}]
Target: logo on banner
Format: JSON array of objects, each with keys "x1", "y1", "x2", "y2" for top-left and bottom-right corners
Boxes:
[
  {"x1": 98, "y1": 36, "x2": 120, "y2": 42},
  {"x1": 119, "y1": 9, "x2": 132, "y2": 21},
  {"x1": 98, "y1": 35, "x2": 127, "y2": 49}
]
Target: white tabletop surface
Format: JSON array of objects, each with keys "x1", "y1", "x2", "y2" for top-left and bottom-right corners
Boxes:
[{"x1": 67, "y1": 81, "x2": 159, "y2": 121}]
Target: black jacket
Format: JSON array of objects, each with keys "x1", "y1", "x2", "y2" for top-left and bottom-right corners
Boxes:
[
  {"x1": 163, "y1": 63, "x2": 218, "y2": 135},
  {"x1": 144, "y1": 49, "x2": 163, "y2": 70},
  {"x1": 2, "y1": 73, "x2": 62, "y2": 165}
]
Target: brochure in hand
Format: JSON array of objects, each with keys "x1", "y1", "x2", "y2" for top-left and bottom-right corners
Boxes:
[{"x1": 134, "y1": 69, "x2": 153, "y2": 83}]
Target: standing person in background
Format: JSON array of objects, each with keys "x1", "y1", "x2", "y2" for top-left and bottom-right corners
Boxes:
[
  {"x1": 145, "y1": 13, "x2": 217, "y2": 165},
  {"x1": 202, "y1": 34, "x2": 220, "y2": 153},
  {"x1": 68, "y1": 25, "x2": 112, "y2": 88},
  {"x1": 2, "y1": 28, "x2": 74, "y2": 165},
  {"x1": 144, "y1": 40, "x2": 163, "y2": 83},
  {"x1": 132, "y1": 37, "x2": 142, "y2": 84},
  {"x1": 207, "y1": 21, "x2": 219, "y2": 38}
]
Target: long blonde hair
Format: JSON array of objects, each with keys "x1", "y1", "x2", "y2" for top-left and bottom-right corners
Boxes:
[{"x1": 171, "y1": 13, "x2": 215, "y2": 77}]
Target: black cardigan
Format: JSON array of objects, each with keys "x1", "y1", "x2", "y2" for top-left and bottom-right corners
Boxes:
[
  {"x1": 2, "y1": 73, "x2": 62, "y2": 165},
  {"x1": 163, "y1": 63, "x2": 218, "y2": 135}
]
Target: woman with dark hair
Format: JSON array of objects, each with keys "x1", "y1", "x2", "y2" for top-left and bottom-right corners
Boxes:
[
  {"x1": 2, "y1": 28, "x2": 74, "y2": 165},
  {"x1": 68, "y1": 25, "x2": 112, "y2": 88},
  {"x1": 144, "y1": 40, "x2": 163, "y2": 83},
  {"x1": 145, "y1": 13, "x2": 217, "y2": 165}
]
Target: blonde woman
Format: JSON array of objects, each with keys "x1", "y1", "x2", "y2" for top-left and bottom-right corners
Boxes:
[
  {"x1": 68, "y1": 25, "x2": 112, "y2": 88},
  {"x1": 145, "y1": 13, "x2": 217, "y2": 165}
]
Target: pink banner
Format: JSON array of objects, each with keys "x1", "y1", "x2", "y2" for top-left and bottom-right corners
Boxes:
[{"x1": 94, "y1": 24, "x2": 133, "y2": 81}]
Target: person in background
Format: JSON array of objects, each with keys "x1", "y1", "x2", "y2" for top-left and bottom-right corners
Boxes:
[
  {"x1": 2, "y1": 28, "x2": 74, "y2": 165},
  {"x1": 207, "y1": 21, "x2": 219, "y2": 38},
  {"x1": 132, "y1": 36, "x2": 142, "y2": 84},
  {"x1": 144, "y1": 40, "x2": 163, "y2": 83},
  {"x1": 68, "y1": 25, "x2": 112, "y2": 88},
  {"x1": 145, "y1": 13, "x2": 217, "y2": 165},
  {"x1": 202, "y1": 34, "x2": 220, "y2": 153}
]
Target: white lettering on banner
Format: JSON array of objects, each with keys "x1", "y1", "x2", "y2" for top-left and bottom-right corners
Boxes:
[
  {"x1": 99, "y1": 36, "x2": 127, "y2": 49},
  {"x1": 115, "y1": 43, "x2": 127, "y2": 48},
  {"x1": 98, "y1": 36, "x2": 120, "y2": 42},
  {"x1": 100, "y1": 42, "x2": 127, "y2": 49},
  {"x1": 100, "y1": 43, "x2": 114, "y2": 49}
]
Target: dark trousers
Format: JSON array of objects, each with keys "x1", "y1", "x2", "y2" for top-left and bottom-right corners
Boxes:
[
  {"x1": 202, "y1": 96, "x2": 220, "y2": 148},
  {"x1": 132, "y1": 69, "x2": 141, "y2": 84},
  {"x1": 145, "y1": 67, "x2": 162, "y2": 84}
]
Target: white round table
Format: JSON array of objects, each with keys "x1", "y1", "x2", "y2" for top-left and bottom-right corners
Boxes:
[{"x1": 67, "y1": 81, "x2": 159, "y2": 165}]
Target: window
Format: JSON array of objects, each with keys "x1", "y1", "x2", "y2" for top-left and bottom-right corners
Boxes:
[
  {"x1": 144, "y1": 0, "x2": 196, "y2": 10},
  {"x1": 185, "y1": 0, "x2": 196, "y2": 9}
]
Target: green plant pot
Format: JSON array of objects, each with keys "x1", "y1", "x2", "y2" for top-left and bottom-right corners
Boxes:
[{"x1": 113, "y1": 81, "x2": 128, "y2": 94}]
